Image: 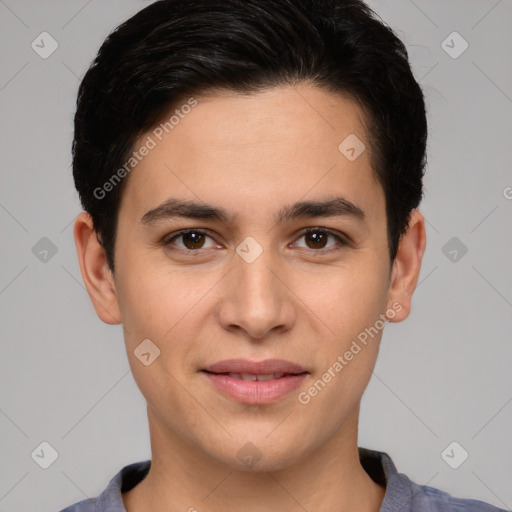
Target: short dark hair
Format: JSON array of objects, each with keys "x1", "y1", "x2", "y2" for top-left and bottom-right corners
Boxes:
[{"x1": 72, "y1": 0, "x2": 427, "y2": 272}]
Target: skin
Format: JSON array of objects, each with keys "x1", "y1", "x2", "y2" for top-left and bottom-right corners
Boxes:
[{"x1": 74, "y1": 83, "x2": 426, "y2": 512}]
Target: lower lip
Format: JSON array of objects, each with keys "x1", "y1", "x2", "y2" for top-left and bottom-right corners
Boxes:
[{"x1": 203, "y1": 372, "x2": 307, "y2": 404}]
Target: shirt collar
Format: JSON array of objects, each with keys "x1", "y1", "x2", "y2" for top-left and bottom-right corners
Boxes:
[{"x1": 94, "y1": 447, "x2": 410, "y2": 512}]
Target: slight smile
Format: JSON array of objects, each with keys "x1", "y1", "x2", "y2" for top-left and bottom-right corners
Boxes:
[{"x1": 202, "y1": 359, "x2": 310, "y2": 405}]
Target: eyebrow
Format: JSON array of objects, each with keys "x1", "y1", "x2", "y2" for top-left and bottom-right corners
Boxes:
[{"x1": 140, "y1": 196, "x2": 365, "y2": 226}]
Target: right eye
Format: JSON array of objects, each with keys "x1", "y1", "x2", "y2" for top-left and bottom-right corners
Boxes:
[{"x1": 163, "y1": 229, "x2": 222, "y2": 252}]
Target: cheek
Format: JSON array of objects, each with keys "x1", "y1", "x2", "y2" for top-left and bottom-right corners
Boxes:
[
  {"x1": 296, "y1": 257, "x2": 390, "y2": 337},
  {"x1": 114, "y1": 257, "x2": 224, "y2": 399},
  {"x1": 295, "y1": 274, "x2": 386, "y2": 435},
  {"x1": 114, "y1": 264, "x2": 206, "y2": 411},
  {"x1": 115, "y1": 253, "x2": 208, "y2": 341},
  {"x1": 292, "y1": 256, "x2": 389, "y2": 403}
]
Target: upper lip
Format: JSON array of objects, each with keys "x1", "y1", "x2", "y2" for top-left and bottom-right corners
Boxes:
[{"x1": 203, "y1": 359, "x2": 308, "y2": 375}]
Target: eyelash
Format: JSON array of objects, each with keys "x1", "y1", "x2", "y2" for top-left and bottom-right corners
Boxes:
[{"x1": 162, "y1": 227, "x2": 349, "y2": 254}]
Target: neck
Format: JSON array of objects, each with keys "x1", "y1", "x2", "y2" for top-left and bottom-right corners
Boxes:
[{"x1": 123, "y1": 407, "x2": 385, "y2": 512}]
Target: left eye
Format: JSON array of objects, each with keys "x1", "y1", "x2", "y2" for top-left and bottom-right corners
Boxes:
[{"x1": 292, "y1": 228, "x2": 344, "y2": 250}]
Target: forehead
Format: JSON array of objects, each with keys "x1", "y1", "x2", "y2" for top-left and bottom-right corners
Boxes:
[{"x1": 119, "y1": 84, "x2": 383, "y2": 225}]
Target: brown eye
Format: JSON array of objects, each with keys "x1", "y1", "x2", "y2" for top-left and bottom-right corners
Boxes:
[
  {"x1": 292, "y1": 228, "x2": 346, "y2": 252},
  {"x1": 304, "y1": 230, "x2": 328, "y2": 249},
  {"x1": 165, "y1": 229, "x2": 218, "y2": 251},
  {"x1": 181, "y1": 231, "x2": 205, "y2": 249}
]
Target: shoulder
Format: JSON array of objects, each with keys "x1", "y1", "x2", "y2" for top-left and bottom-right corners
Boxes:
[
  {"x1": 58, "y1": 497, "x2": 99, "y2": 512},
  {"x1": 399, "y1": 473, "x2": 507, "y2": 512},
  {"x1": 57, "y1": 460, "x2": 151, "y2": 512},
  {"x1": 361, "y1": 449, "x2": 507, "y2": 512}
]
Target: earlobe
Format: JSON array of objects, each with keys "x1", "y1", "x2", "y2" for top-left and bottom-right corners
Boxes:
[
  {"x1": 386, "y1": 210, "x2": 426, "y2": 323},
  {"x1": 73, "y1": 212, "x2": 122, "y2": 325}
]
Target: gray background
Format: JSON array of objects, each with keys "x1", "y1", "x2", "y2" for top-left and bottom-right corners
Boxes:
[{"x1": 0, "y1": 0, "x2": 511, "y2": 510}]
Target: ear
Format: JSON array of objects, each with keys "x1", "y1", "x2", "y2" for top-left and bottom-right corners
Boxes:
[
  {"x1": 73, "y1": 211, "x2": 122, "y2": 324},
  {"x1": 386, "y1": 209, "x2": 426, "y2": 322}
]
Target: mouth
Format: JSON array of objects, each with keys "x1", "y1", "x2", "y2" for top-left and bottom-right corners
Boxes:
[
  {"x1": 201, "y1": 359, "x2": 309, "y2": 404},
  {"x1": 208, "y1": 372, "x2": 293, "y2": 381}
]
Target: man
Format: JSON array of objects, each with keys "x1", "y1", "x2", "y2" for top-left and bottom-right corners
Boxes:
[{"x1": 62, "y1": 0, "x2": 505, "y2": 510}]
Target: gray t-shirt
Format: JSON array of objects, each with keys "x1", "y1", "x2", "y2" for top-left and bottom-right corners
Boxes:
[{"x1": 59, "y1": 448, "x2": 506, "y2": 511}]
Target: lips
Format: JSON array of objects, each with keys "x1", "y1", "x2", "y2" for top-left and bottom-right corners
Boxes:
[
  {"x1": 203, "y1": 358, "x2": 307, "y2": 375},
  {"x1": 202, "y1": 359, "x2": 308, "y2": 404},
  {"x1": 225, "y1": 372, "x2": 286, "y2": 381}
]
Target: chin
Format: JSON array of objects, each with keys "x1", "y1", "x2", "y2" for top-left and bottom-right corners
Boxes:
[{"x1": 204, "y1": 434, "x2": 308, "y2": 473}]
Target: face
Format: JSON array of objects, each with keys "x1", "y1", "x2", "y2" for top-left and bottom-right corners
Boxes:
[{"x1": 77, "y1": 83, "x2": 424, "y2": 471}]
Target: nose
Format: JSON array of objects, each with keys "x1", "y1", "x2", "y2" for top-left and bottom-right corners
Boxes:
[{"x1": 215, "y1": 248, "x2": 296, "y2": 340}]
